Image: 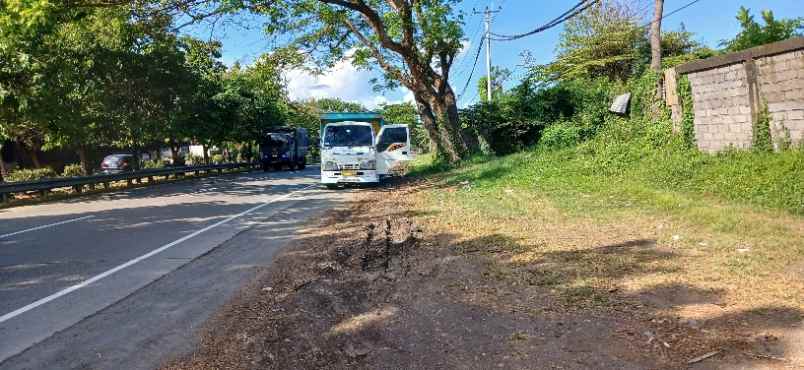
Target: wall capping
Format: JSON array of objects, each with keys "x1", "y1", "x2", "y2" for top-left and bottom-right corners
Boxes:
[{"x1": 676, "y1": 37, "x2": 804, "y2": 75}]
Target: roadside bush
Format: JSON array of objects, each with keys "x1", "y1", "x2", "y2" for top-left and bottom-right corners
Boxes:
[
  {"x1": 6, "y1": 167, "x2": 58, "y2": 182},
  {"x1": 141, "y1": 159, "x2": 165, "y2": 169},
  {"x1": 61, "y1": 164, "x2": 84, "y2": 177},
  {"x1": 539, "y1": 123, "x2": 583, "y2": 148},
  {"x1": 185, "y1": 153, "x2": 203, "y2": 166},
  {"x1": 212, "y1": 154, "x2": 224, "y2": 164}
]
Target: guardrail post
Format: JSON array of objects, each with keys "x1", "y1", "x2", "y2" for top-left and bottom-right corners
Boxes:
[
  {"x1": 40, "y1": 189, "x2": 48, "y2": 199},
  {"x1": 73, "y1": 185, "x2": 83, "y2": 194},
  {"x1": 218, "y1": 168, "x2": 223, "y2": 174},
  {"x1": 1, "y1": 192, "x2": 8, "y2": 205},
  {"x1": 103, "y1": 182, "x2": 110, "y2": 190}
]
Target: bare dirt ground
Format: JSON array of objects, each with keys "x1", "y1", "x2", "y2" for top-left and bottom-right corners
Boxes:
[{"x1": 164, "y1": 180, "x2": 803, "y2": 370}]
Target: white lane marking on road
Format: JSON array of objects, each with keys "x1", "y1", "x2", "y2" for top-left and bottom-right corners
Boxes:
[
  {"x1": 0, "y1": 184, "x2": 316, "y2": 324},
  {"x1": 0, "y1": 216, "x2": 95, "y2": 240}
]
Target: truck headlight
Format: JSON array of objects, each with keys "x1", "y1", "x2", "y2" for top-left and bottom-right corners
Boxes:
[
  {"x1": 323, "y1": 161, "x2": 338, "y2": 171},
  {"x1": 359, "y1": 159, "x2": 376, "y2": 170}
]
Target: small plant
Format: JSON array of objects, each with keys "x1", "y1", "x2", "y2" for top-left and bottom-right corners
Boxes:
[
  {"x1": 752, "y1": 102, "x2": 773, "y2": 152},
  {"x1": 774, "y1": 124, "x2": 792, "y2": 151},
  {"x1": 6, "y1": 167, "x2": 58, "y2": 182},
  {"x1": 141, "y1": 159, "x2": 165, "y2": 169},
  {"x1": 61, "y1": 163, "x2": 84, "y2": 177},
  {"x1": 539, "y1": 123, "x2": 582, "y2": 148},
  {"x1": 212, "y1": 154, "x2": 224, "y2": 164},
  {"x1": 185, "y1": 153, "x2": 203, "y2": 166},
  {"x1": 678, "y1": 75, "x2": 697, "y2": 149}
]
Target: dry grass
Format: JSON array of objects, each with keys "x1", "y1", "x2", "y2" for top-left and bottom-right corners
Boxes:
[{"x1": 410, "y1": 179, "x2": 804, "y2": 316}]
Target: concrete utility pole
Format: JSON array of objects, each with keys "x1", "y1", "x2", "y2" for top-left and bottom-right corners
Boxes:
[{"x1": 475, "y1": 6, "x2": 501, "y2": 102}]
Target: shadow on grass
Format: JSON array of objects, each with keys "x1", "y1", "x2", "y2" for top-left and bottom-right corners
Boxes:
[{"x1": 441, "y1": 231, "x2": 803, "y2": 366}]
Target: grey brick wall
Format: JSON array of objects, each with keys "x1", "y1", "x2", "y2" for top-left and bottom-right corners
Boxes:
[
  {"x1": 687, "y1": 64, "x2": 753, "y2": 152},
  {"x1": 756, "y1": 50, "x2": 804, "y2": 148},
  {"x1": 678, "y1": 38, "x2": 804, "y2": 153}
]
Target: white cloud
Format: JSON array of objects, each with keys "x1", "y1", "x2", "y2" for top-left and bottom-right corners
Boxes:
[{"x1": 284, "y1": 56, "x2": 412, "y2": 110}]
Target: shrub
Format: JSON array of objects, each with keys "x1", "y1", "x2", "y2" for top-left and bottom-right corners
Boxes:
[
  {"x1": 212, "y1": 154, "x2": 224, "y2": 164},
  {"x1": 185, "y1": 153, "x2": 203, "y2": 166},
  {"x1": 141, "y1": 159, "x2": 165, "y2": 169},
  {"x1": 6, "y1": 167, "x2": 58, "y2": 182},
  {"x1": 752, "y1": 103, "x2": 773, "y2": 152},
  {"x1": 61, "y1": 164, "x2": 84, "y2": 177},
  {"x1": 539, "y1": 123, "x2": 583, "y2": 148}
]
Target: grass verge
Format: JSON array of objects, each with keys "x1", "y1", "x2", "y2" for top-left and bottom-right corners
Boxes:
[{"x1": 407, "y1": 118, "x2": 804, "y2": 316}]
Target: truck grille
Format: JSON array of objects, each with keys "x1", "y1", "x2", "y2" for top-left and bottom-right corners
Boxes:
[{"x1": 339, "y1": 164, "x2": 360, "y2": 170}]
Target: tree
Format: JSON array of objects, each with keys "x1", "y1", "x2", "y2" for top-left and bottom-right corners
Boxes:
[
  {"x1": 530, "y1": 1, "x2": 645, "y2": 82},
  {"x1": 309, "y1": 98, "x2": 367, "y2": 113},
  {"x1": 477, "y1": 67, "x2": 512, "y2": 103},
  {"x1": 649, "y1": 0, "x2": 664, "y2": 104},
  {"x1": 260, "y1": 0, "x2": 474, "y2": 161},
  {"x1": 649, "y1": 0, "x2": 664, "y2": 73},
  {"x1": 721, "y1": 7, "x2": 803, "y2": 52}
]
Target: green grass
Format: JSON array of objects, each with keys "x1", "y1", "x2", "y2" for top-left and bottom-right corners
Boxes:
[
  {"x1": 412, "y1": 118, "x2": 804, "y2": 216},
  {"x1": 405, "y1": 118, "x2": 804, "y2": 312}
]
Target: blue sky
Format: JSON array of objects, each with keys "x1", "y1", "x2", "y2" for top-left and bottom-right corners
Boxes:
[{"x1": 185, "y1": 0, "x2": 804, "y2": 109}]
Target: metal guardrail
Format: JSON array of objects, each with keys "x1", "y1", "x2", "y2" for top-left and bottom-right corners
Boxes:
[{"x1": 0, "y1": 162, "x2": 259, "y2": 203}]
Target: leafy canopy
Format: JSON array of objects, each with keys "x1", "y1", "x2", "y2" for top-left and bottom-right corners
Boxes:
[{"x1": 721, "y1": 6, "x2": 803, "y2": 52}]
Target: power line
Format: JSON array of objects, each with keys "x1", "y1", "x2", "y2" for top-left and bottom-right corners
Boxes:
[
  {"x1": 491, "y1": 0, "x2": 598, "y2": 41},
  {"x1": 452, "y1": 18, "x2": 484, "y2": 78},
  {"x1": 639, "y1": 0, "x2": 704, "y2": 29},
  {"x1": 491, "y1": 0, "x2": 705, "y2": 42},
  {"x1": 457, "y1": 35, "x2": 484, "y2": 99}
]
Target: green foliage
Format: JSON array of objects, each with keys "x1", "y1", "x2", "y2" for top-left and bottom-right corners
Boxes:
[
  {"x1": 311, "y1": 98, "x2": 367, "y2": 113},
  {"x1": 539, "y1": 123, "x2": 582, "y2": 149},
  {"x1": 141, "y1": 159, "x2": 165, "y2": 169},
  {"x1": 6, "y1": 167, "x2": 57, "y2": 182},
  {"x1": 413, "y1": 117, "x2": 804, "y2": 215},
  {"x1": 61, "y1": 163, "x2": 83, "y2": 177},
  {"x1": 752, "y1": 103, "x2": 773, "y2": 152},
  {"x1": 678, "y1": 76, "x2": 696, "y2": 148},
  {"x1": 477, "y1": 67, "x2": 512, "y2": 103},
  {"x1": 722, "y1": 7, "x2": 803, "y2": 52},
  {"x1": 531, "y1": 1, "x2": 645, "y2": 82},
  {"x1": 0, "y1": 2, "x2": 294, "y2": 173}
]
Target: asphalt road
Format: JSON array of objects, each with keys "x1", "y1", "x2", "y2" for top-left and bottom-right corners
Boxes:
[{"x1": 0, "y1": 166, "x2": 347, "y2": 369}]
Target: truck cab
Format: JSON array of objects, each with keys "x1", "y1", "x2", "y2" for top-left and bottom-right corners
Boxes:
[
  {"x1": 260, "y1": 127, "x2": 309, "y2": 171},
  {"x1": 319, "y1": 113, "x2": 411, "y2": 187}
]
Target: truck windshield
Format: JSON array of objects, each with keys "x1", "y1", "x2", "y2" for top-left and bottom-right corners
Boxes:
[
  {"x1": 262, "y1": 134, "x2": 290, "y2": 152},
  {"x1": 323, "y1": 125, "x2": 373, "y2": 147}
]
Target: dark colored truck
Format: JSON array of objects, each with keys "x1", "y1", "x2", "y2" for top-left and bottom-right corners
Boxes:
[{"x1": 259, "y1": 127, "x2": 310, "y2": 171}]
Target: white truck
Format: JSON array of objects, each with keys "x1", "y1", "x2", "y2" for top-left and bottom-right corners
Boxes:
[{"x1": 319, "y1": 113, "x2": 411, "y2": 187}]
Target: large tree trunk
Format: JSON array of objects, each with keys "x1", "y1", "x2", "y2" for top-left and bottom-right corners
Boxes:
[
  {"x1": 0, "y1": 157, "x2": 6, "y2": 183},
  {"x1": 26, "y1": 146, "x2": 42, "y2": 169},
  {"x1": 170, "y1": 141, "x2": 180, "y2": 165},
  {"x1": 77, "y1": 146, "x2": 89, "y2": 176},
  {"x1": 418, "y1": 87, "x2": 473, "y2": 163},
  {"x1": 414, "y1": 96, "x2": 448, "y2": 156},
  {"x1": 650, "y1": 0, "x2": 665, "y2": 100}
]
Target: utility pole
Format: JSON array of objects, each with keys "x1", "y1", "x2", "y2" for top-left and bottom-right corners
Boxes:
[{"x1": 474, "y1": 6, "x2": 501, "y2": 102}]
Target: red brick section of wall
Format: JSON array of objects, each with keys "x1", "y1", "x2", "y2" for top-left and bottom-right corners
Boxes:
[{"x1": 673, "y1": 37, "x2": 804, "y2": 153}]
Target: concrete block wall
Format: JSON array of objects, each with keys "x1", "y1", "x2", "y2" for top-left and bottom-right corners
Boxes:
[
  {"x1": 687, "y1": 64, "x2": 753, "y2": 152},
  {"x1": 755, "y1": 49, "x2": 804, "y2": 148},
  {"x1": 675, "y1": 38, "x2": 804, "y2": 153}
]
